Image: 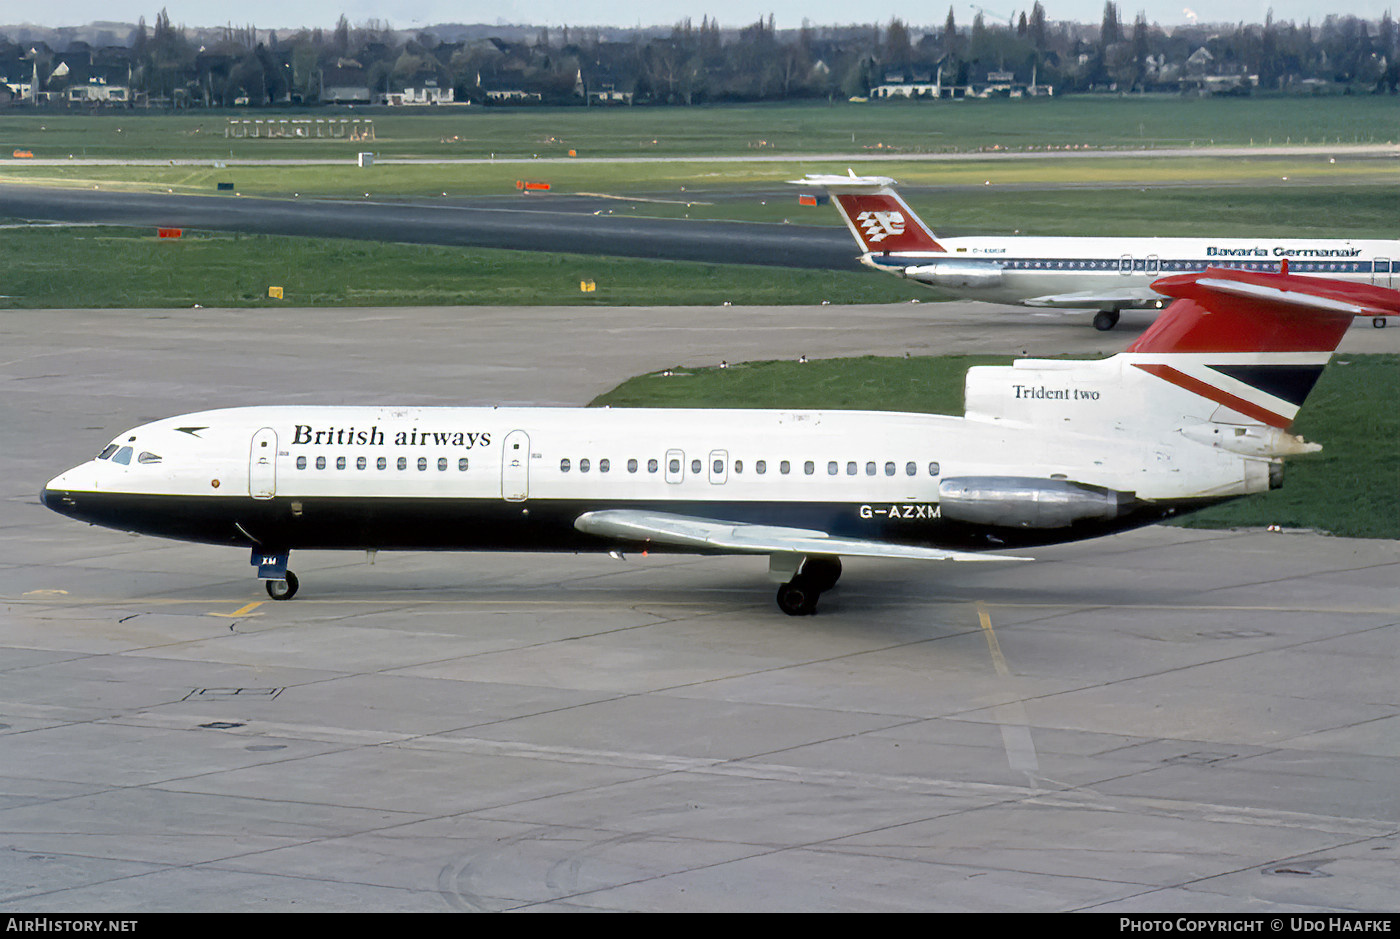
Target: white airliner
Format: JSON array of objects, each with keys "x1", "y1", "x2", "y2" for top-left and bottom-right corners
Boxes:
[
  {"x1": 42, "y1": 270, "x2": 1398, "y2": 615},
  {"x1": 797, "y1": 173, "x2": 1399, "y2": 330}
]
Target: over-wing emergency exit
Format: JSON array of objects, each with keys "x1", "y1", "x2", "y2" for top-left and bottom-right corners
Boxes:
[
  {"x1": 42, "y1": 271, "x2": 1399, "y2": 615},
  {"x1": 797, "y1": 173, "x2": 1399, "y2": 330}
]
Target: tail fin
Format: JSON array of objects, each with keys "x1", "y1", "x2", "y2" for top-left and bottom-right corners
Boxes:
[
  {"x1": 791, "y1": 173, "x2": 945, "y2": 254},
  {"x1": 1125, "y1": 269, "x2": 1397, "y2": 429},
  {"x1": 965, "y1": 270, "x2": 1397, "y2": 456}
]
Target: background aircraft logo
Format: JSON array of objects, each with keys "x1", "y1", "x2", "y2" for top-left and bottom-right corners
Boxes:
[{"x1": 856, "y1": 210, "x2": 905, "y2": 243}]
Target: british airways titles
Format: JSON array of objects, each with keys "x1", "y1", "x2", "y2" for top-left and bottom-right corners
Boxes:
[{"x1": 291, "y1": 424, "x2": 493, "y2": 449}]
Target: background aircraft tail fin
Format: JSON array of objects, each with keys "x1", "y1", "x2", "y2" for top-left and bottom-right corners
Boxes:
[{"x1": 791, "y1": 173, "x2": 945, "y2": 254}]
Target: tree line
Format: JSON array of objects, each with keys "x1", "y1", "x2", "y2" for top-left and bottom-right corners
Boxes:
[{"x1": 5, "y1": 4, "x2": 1397, "y2": 108}]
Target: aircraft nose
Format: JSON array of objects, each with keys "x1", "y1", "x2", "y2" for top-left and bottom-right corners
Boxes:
[{"x1": 41, "y1": 469, "x2": 83, "y2": 515}]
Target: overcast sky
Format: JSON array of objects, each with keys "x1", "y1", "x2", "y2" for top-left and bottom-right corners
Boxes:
[{"x1": 10, "y1": 1, "x2": 1393, "y2": 32}]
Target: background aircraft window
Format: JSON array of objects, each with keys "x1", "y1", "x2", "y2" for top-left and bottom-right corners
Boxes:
[
  {"x1": 803, "y1": 461, "x2": 814, "y2": 475},
  {"x1": 929, "y1": 462, "x2": 941, "y2": 476},
  {"x1": 885, "y1": 462, "x2": 896, "y2": 476},
  {"x1": 438, "y1": 458, "x2": 448, "y2": 471},
  {"x1": 756, "y1": 460, "x2": 767, "y2": 474},
  {"x1": 336, "y1": 456, "x2": 347, "y2": 470},
  {"x1": 98, "y1": 444, "x2": 119, "y2": 460},
  {"x1": 580, "y1": 458, "x2": 591, "y2": 473},
  {"x1": 417, "y1": 457, "x2": 428, "y2": 471},
  {"x1": 827, "y1": 461, "x2": 838, "y2": 476},
  {"x1": 599, "y1": 459, "x2": 610, "y2": 473},
  {"x1": 296, "y1": 456, "x2": 307, "y2": 470},
  {"x1": 628, "y1": 459, "x2": 638, "y2": 473},
  {"x1": 112, "y1": 446, "x2": 133, "y2": 465},
  {"x1": 561, "y1": 458, "x2": 571, "y2": 472},
  {"x1": 397, "y1": 457, "x2": 407, "y2": 471},
  {"x1": 458, "y1": 458, "x2": 468, "y2": 471},
  {"x1": 648, "y1": 459, "x2": 658, "y2": 473},
  {"x1": 906, "y1": 462, "x2": 916, "y2": 476},
  {"x1": 357, "y1": 456, "x2": 367, "y2": 470},
  {"x1": 316, "y1": 456, "x2": 326, "y2": 470},
  {"x1": 378, "y1": 457, "x2": 387, "y2": 470}
]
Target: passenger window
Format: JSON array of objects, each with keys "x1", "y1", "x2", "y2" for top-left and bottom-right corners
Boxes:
[
  {"x1": 884, "y1": 462, "x2": 895, "y2": 476},
  {"x1": 397, "y1": 457, "x2": 407, "y2": 471},
  {"x1": 580, "y1": 458, "x2": 591, "y2": 473},
  {"x1": 98, "y1": 444, "x2": 119, "y2": 460},
  {"x1": 865, "y1": 462, "x2": 875, "y2": 476},
  {"x1": 827, "y1": 461, "x2": 838, "y2": 476},
  {"x1": 438, "y1": 458, "x2": 448, "y2": 471},
  {"x1": 647, "y1": 458, "x2": 658, "y2": 473},
  {"x1": 417, "y1": 457, "x2": 427, "y2": 471},
  {"x1": 336, "y1": 456, "x2": 346, "y2": 470},
  {"x1": 357, "y1": 456, "x2": 367, "y2": 470},
  {"x1": 378, "y1": 457, "x2": 387, "y2": 470},
  {"x1": 113, "y1": 446, "x2": 133, "y2": 465},
  {"x1": 929, "y1": 462, "x2": 940, "y2": 476},
  {"x1": 691, "y1": 459, "x2": 702, "y2": 474},
  {"x1": 733, "y1": 460, "x2": 743, "y2": 474},
  {"x1": 669, "y1": 458, "x2": 680, "y2": 473},
  {"x1": 803, "y1": 461, "x2": 814, "y2": 475},
  {"x1": 296, "y1": 456, "x2": 307, "y2": 470},
  {"x1": 906, "y1": 462, "x2": 916, "y2": 477},
  {"x1": 458, "y1": 458, "x2": 468, "y2": 471},
  {"x1": 713, "y1": 459, "x2": 724, "y2": 474},
  {"x1": 628, "y1": 459, "x2": 638, "y2": 473},
  {"x1": 846, "y1": 461, "x2": 857, "y2": 476},
  {"x1": 599, "y1": 458, "x2": 610, "y2": 473},
  {"x1": 756, "y1": 460, "x2": 766, "y2": 474},
  {"x1": 781, "y1": 461, "x2": 791, "y2": 475},
  {"x1": 561, "y1": 458, "x2": 571, "y2": 472},
  {"x1": 316, "y1": 456, "x2": 326, "y2": 470}
]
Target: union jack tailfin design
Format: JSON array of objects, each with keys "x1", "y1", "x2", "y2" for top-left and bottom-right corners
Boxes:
[
  {"x1": 1127, "y1": 269, "x2": 1399, "y2": 429},
  {"x1": 791, "y1": 173, "x2": 945, "y2": 254}
]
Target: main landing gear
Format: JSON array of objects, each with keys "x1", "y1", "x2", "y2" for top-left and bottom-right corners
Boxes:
[
  {"x1": 775, "y1": 556, "x2": 841, "y2": 616},
  {"x1": 1093, "y1": 309, "x2": 1121, "y2": 331},
  {"x1": 252, "y1": 549, "x2": 299, "y2": 601}
]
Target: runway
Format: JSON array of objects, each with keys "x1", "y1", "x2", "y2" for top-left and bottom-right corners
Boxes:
[
  {"x1": 1, "y1": 301, "x2": 1397, "y2": 912},
  {"x1": 0, "y1": 184, "x2": 859, "y2": 269}
]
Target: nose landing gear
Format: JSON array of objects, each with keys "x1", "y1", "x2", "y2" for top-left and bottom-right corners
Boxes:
[{"x1": 253, "y1": 549, "x2": 298, "y2": 601}]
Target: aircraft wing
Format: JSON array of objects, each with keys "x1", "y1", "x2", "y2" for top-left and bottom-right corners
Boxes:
[
  {"x1": 1022, "y1": 286, "x2": 1166, "y2": 309},
  {"x1": 574, "y1": 509, "x2": 1028, "y2": 562}
]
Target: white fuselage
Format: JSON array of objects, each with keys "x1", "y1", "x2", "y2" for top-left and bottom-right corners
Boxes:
[{"x1": 867, "y1": 235, "x2": 1399, "y2": 307}]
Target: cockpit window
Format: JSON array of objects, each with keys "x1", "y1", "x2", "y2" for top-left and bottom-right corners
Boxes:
[
  {"x1": 112, "y1": 446, "x2": 133, "y2": 465},
  {"x1": 137, "y1": 452, "x2": 162, "y2": 464},
  {"x1": 97, "y1": 444, "x2": 119, "y2": 460}
]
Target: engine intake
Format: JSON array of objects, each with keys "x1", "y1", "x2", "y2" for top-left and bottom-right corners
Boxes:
[{"x1": 938, "y1": 476, "x2": 1136, "y2": 529}]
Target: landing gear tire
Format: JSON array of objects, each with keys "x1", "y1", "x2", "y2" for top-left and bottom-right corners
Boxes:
[
  {"x1": 1374, "y1": 317, "x2": 1387, "y2": 329},
  {"x1": 1093, "y1": 310, "x2": 1121, "y2": 331},
  {"x1": 776, "y1": 580, "x2": 819, "y2": 617},
  {"x1": 802, "y1": 557, "x2": 842, "y2": 593},
  {"x1": 266, "y1": 570, "x2": 299, "y2": 601}
]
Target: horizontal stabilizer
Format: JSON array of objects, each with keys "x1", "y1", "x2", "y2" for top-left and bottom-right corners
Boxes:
[{"x1": 575, "y1": 509, "x2": 1028, "y2": 562}]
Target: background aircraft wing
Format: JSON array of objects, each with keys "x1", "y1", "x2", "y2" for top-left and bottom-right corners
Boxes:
[
  {"x1": 1021, "y1": 286, "x2": 1166, "y2": 309},
  {"x1": 574, "y1": 509, "x2": 1028, "y2": 562}
]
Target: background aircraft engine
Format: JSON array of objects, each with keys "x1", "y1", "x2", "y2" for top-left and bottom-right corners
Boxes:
[
  {"x1": 902, "y1": 261, "x2": 1004, "y2": 289},
  {"x1": 938, "y1": 477, "x2": 1137, "y2": 529}
]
